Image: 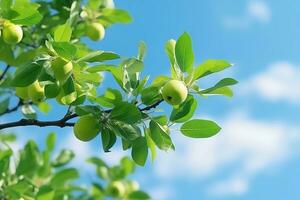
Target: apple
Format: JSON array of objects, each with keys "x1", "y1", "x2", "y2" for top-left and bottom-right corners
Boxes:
[
  {"x1": 2, "y1": 21, "x2": 23, "y2": 44},
  {"x1": 15, "y1": 87, "x2": 29, "y2": 100},
  {"x1": 28, "y1": 81, "x2": 45, "y2": 103},
  {"x1": 73, "y1": 115, "x2": 100, "y2": 141},
  {"x1": 51, "y1": 58, "x2": 73, "y2": 84},
  {"x1": 86, "y1": 22, "x2": 105, "y2": 41},
  {"x1": 106, "y1": 181, "x2": 126, "y2": 198},
  {"x1": 161, "y1": 80, "x2": 188, "y2": 105}
]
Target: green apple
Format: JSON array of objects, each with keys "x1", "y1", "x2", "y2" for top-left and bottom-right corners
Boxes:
[
  {"x1": 86, "y1": 22, "x2": 105, "y2": 41},
  {"x1": 106, "y1": 181, "x2": 126, "y2": 198},
  {"x1": 15, "y1": 87, "x2": 29, "y2": 100},
  {"x1": 2, "y1": 21, "x2": 23, "y2": 44},
  {"x1": 51, "y1": 57, "x2": 73, "y2": 84},
  {"x1": 73, "y1": 115, "x2": 100, "y2": 141},
  {"x1": 161, "y1": 80, "x2": 188, "y2": 105},
  {"x1": 28, "y1": 81, "x2": 45, "y2": 103}
]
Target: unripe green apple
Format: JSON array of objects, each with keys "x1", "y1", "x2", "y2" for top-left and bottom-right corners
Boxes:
[
  {"x1": 2, "y1": 21, "x2": 23, "y2": 44},
  {"x1": 73, "y1": 115, "x2": 100, "y2": 142},
  {"x1": 106, "y1": 181, "x2": 126, "y2": 198},
  {"x1": 86, "y1": 22, "x2": 105, "y2": 41},
  {"x1": 51, "y1": 58, "x2": 73, "y2": 84},
  {"x1": 161, "y1": 80, "x2": 188, "y2": 105},
  {"x1": 28, "y1": 81, "x2": 45, "y2": 103},
  {"x1": 15, "y1": 87, "x2": 29, "y2": 100}
]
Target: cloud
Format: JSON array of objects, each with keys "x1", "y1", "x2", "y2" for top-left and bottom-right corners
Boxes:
[
  {"x1": 150, "y1": 185, "x2": 174, "y2": 200},
  {"x1": 223, "y1": 1, "x2": 271, "y2": 29},
  {"x1": 241, "y1": 62, "x2": 300, "y2": 103},
  {"x1": 153, "y1": 111, "x2": 300, "y2": 196}
]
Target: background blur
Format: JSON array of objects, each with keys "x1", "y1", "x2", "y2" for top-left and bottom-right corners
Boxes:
[{"x1": 3, "y1": 0, "x2": 300, "y2": 199}]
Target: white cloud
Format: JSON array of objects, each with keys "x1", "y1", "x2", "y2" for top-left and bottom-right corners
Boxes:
[
  {"x1": 153, "y1": 111, "x2": 300, "y2": 196},
  {"x1": 223, "y1": 1, "x2": 271, "y2": 29},
  {"x1": 241, "y1": 62, "x2": 300, "y2": 103},
  {"x1": 150, "y1": 185, "x2": 174, "y2": 200}
]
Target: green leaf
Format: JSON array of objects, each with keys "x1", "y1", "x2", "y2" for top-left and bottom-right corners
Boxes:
[
  {"x1": 0, "y1": 98, "x2": 9, "y2": 114},
  {"x1": 101, "y1": 8, "x2": 132, "y2": 24},
  {"x1": 7, "y1": 178, "x2": 33, "y2": 195},
  {"x1": 96, "y1": 88, "x2": 122, "y2": 107},
  {"x1": 110, "y1": 120, "x2": 141, "y2": 141},
  {"x1": 54, "y1": 23, "x2": 73, "y2": 42},
  {"x1": 131, "y1": 137, "x2": 148, "y2": 166},
  {"x1": 120, "y1": 157, "x2": 135, "y2": 175},
  {"x1": 110, "y1": 102, "x2": 141, "y2": 124},
  {"x1": 170, "y1": 95, "x2": 197, "y2": 123},
  {"x1": 86, "y1": 157, "x2": 107, "y2": 168},
  {"x1": 38, "y1": 102, "x2": 52, "y2": 113},
  {"x1": 0, "y1": 149, "x2": 12, "y2": 172},
  {"x1": 180, "y1": 119, "x2": 221, "y2": 138},
  {"x1": 16, "y1": 140, "x2": 41, "y2": 177},
  {"x1": 11, "y1": 63, "x2": 42, "y2": 87},
  {"x1": 101, "y1": 128, "x2": 117, "y2": 152},
  {"x1": 36, "y1": 186, "x2": 55, "y2": 200},
  {"x1": 76, "y1": 51, "x2": 120, "y2": 63},
  {"x1": 145, "y1": 129, "x2": 156, "y2": 162},
  {"x1": 199, "y1": 78, "x2": 238, "y2": 95},
  {"x1": 149, "y1": 120, "x2": 173, "y2": 151},
  {"x1": 137, "y1": 41, "x2": 147, "y2": 61},
  {"x1": 52, "y1": 42, "x2": 77, "y2": 60},
  {"x1": 165, "y1": 39, "x2": 176, "y2": 67},
  {"x1": 141, "y1": 86, "x2": 162, "y2": 106},
  {"x1": 128, "y1": 191, "x2": 151, "y2": 200},
  {"x1": 45, "y1": 83, "x2": 60, "y2": 98},
  {"x1": 11, "y1": 0, "x2": 42, "y2": 26},
  {"x1": 175, "y1": 32, "x2": 194, "y2": 72},
  {"x1": 50, "y1": 168, "x2": 79, "y2": 188},
  {"x1": 52, "y1": 149, "x2": 75, "y2": 167},
  {"x1": 193, "y1": 60, "x2": 232, "y2": 79},
  {"x1": 75, "y1": 105, "x2": 102, "y2": 116},
  {"x1": 46, "y1": 133, "x2": 56, "y2": 152}
]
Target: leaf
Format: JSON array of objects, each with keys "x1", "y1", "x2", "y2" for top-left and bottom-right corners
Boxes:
[
  {"x1": 141, "y1": 86, "x2": 162, "y2": 106},
  {"x1": 0, "y1": 98, "x2": 9, "y2": 114},
  {"x1": 180, "y1": 119, "x2": 221, "y2": 138},
  {"x1": 110, "y1": 120, "x2": 141, "y2": 141},
  {"x1": 86, "y1": 157, "x2": 107, "y2": 168},
  {"x1": 101, "y1": 8, "x2": 132, "y2": 24},
  {"x1": 137, "y1": 41, "x2": 147, "y2": 61},
  {"x1": 145, "y1": 129, "x2": 156, "y2": 162},
  {"x1": 193, "y1": 60, "x2": 232, "y2": 79},
  {"x1": 76, "y1": 51, "x2": 120, "y2": 63},
  {"x1": 11, "y1": 63, "x2": 42, "y2": 87},
  {"x1": 170, "y1": 95, "x2": 197, "y2": 123},
  {"x1": 128, "y1": 191, "x2": 151, "y2": 200},
  {"x1": 50, "y1": 168, "x2": 79, "y2": 188},
  {"x1": 36, "y1": 186, "x2": 55, "y2": 200},
  {"x1": 131, "y1": 137, "x2": 148, "y2": 166},
  {"x1": 101, "y1": 128, "x2": 117, "y2": 152},
  {"x1": 175, "y1": 32, "x2": 194, "y2": 72},
  {"x1": 199, "y1": 78, "x2": 238, "y2": 95},
  {"x1": 120, "y1": 157, "x2": 135, "y2": 175},
  {"x1": 52, "y1": 149, "x2": 75, "y2": 167},
  {"x1": 110, "y1": 102, "x2": 141, "y2": 124},
  {"x1": 38, "y1": 102, "x2": 52, "y2": 113},
  {"x1": 165, "y1": 39, "x2": 176, "y2": 66},
  {"x1": 46, "y1": 133, "x2": 56, "y2": 152},
  {"x1": 149, "y1": 120, "x2": 173, "y2": 151},
  {"x1": 16, "y1": 140, "x2": 41, "y2": 177},
  {"x1": 0, "y1": 149, "x2": 12, "y2": 172},
  {"x1": 75, "y1": 105, "x2": 102, "y2": 116},
  {"x1": 52, "y1": 42, "x2": 77, "y2": 60},
  {"x1": 54, "y1": 23, "x2": 73, "y2": 42},
  {"x1": 11, "y1": 0, "x2": 42, "y2": 26},
  {"x1": 96, "y1": 88, "x2": 122, "y2": 107}
]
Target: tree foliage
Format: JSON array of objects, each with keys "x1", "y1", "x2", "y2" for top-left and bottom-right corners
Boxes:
[{"x1": 0, "y1": 0, "x2": 237, "y2": 199}]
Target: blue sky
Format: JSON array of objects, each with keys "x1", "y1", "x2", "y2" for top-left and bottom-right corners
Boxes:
[{"x1": 3, "y1": 0, "x2": 300, "y2": 199}]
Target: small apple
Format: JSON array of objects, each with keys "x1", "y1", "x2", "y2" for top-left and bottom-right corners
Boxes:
[
  {"x1": 106, "y1": 181, "x2": 126, "y2": 198},
  {"x1": 28, "y1": 81, "x2": 45, "y2": 103},
  {"x1": 73, "y1": 115, "x2": 100, "y2": 141},
  {"x1": 51, "y1": 57, "x2": 73, "y2": 84},
  {"x1": 15, "y1": 87, "x2": 29, "y2": 100},
  {"x1": 2, "y1": 21, "x2": 23, "y2": 44},
  {"x1": 161, "y1": 80, "x2": 188, "y2": 105},
  {"x1": 86, "y1": 22, "x2": 105, "y2": 41}
]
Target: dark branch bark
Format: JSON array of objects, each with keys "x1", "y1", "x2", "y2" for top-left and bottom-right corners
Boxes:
[
  {"x1": 0, "y1": 99, "x2": 164, "y2": 130},
  {"x1": 0, "y1": 65, "x2": 10, "y2": 81}
]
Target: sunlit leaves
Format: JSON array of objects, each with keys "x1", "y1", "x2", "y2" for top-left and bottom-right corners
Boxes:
[
  {"x1": 110, "y1": 102, "x2": 141, "y2": 124},
  {"x1": 180, "y1": 119, "x2": 221, "y2": 138},
  {"x1": 131, "y1": 137, "x2": 148, "y2": 166},
  {"x1": 149, "y1": 120, "x2": 173, "y2": 151},
  {"x1": 54, "y1": 23, "x2": 72, "y2": 42},
  {"x1": 11, "y1": 63, "x2": 42, "y2": 87},
  {"x1": 170, "y1": 95, "x2": 197, "y2": 123},
  {"x1": 175, "y1": 32, "x2": 194, "y2": 72},
  {"x1": 193, "y1": 60, "x2": 232, "y2": 79}
]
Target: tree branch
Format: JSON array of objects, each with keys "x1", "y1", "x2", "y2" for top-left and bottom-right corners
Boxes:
[
  {"x1": 0, "y1": 65, "x2": 10, "y2": 81},
  {"x1": 0, "y1": 99, "x2": 164, "y2": 130},
  {"x1": 0, "y1": 100, "x2": 34, "y2": 117}
]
